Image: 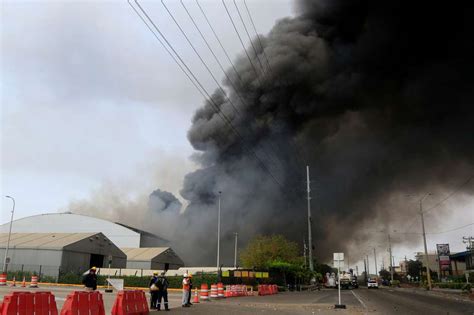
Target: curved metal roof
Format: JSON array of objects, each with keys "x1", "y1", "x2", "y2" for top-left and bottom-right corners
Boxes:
[{"x1": 0, "y1": 213, "x2": 140, "y2": 248}]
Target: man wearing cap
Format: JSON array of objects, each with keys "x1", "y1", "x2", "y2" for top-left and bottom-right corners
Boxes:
[
  {"x1": 82, "y1": 267, "x2": 97, "y2": 291},
  {"x1": 149, "y1": 272, "x2": 160, "y2": 309},
  {"x1": 182, "y1": 274, "x2": 190, "y2": 307},
  {"x1": 156, "y1": 272, "x2": 170, "y2": 311}
]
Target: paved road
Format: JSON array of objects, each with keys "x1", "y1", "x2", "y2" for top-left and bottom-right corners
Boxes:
[{"x1": 1, "y1": 285, "x2": 473, "y2": 314}]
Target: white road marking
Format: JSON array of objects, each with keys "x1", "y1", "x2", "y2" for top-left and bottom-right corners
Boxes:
[{"x1": 351, "y1": 290, "x2": 368, "y2": 314}]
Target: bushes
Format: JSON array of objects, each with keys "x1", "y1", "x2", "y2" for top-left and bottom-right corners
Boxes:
[{"x1": 436, "y1": 282, "x2": 465, "y2": 290}]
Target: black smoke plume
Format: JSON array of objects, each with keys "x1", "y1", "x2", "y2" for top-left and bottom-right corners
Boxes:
[{"x1": 173, "y1": 0, "x2": 474, "y2": 265}]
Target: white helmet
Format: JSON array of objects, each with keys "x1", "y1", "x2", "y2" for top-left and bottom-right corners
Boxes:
[{"x1": 183, "y1": 273, "x2": 189, "y2": 277}]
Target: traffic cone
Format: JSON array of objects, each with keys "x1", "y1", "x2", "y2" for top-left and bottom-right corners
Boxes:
[
  {"x1": 193, "y1": 288, "x2": 200, "y2": 304},
  {"x1": 21, "y1": 277, "x2": 26, "y2": 287},
  {"x1": 10, "y1": 277, "x2": 16, "y2": 287}
]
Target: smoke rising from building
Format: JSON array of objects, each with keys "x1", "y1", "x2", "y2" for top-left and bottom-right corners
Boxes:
[
  {"x1": 72, "y1": 0, "x2": 474, "y2": 265},
  {"x1": 174, "y1": 0, "x2": 474, "y2": 264}
]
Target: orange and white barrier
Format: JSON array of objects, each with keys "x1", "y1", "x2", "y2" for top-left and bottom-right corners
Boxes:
[
  {"x1": 258, "y1": 284, "x2": 278, "y2": 296},
  {"x1": 217, "y1": 282, "x2": 225, "y2": 298},
  {"x1": 62, "y1": 291, "x2": 105, "y2": 315},
  {"x1": 21, "y1": 277, "x2": 26, "y2": 287},
  {"x1": 210, "y1": 284, "x2": 218, "y2": 299},
  {"x1": 30, "y1": 275, "x2": 39, "y2": 288},
  {"x1": 110, "y1": 290, "x2": 147, "y2": 315},
  {"x1": 200, "y1": 283, "x2": 209, "y2": 301},
  {"x1": 1, "y1": 291, "x2": 57, "y2": 315},
  {"x1": 0, "y1": 274, "x2": 6, "y2": 286}
]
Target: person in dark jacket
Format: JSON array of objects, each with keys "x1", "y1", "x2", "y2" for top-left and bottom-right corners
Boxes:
[
  {"x1": 149, "y1": 272, "x2": 159, "y2": 309},
  {"x1": 156, "y1": 272, "x2": 170, "y2": 311},
  {"x1": 82, "y1": 267, "x2": 97, "y2": 291}
]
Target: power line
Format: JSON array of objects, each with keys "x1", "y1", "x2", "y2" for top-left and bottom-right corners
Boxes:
[
  {"x1": 164, "y1": 0, "x2": 284, "y2": 173},
  {"x1": 232, "y1": 0, "x2": 267, "y2": 75},
  {"x1": 195, "y1": 0, "x2": 243, "y2": 85},
  {"x1": 428, "y1": 222, "x2": 474, "y2": 235},
  {"x1": 221, "y1": 0, "x2": 263, "y2": 85},
  {"x1": 394, "y1": 222, "x2": 474, "y2": 235},
  {"x1": 161, "y1": 0, "x2": 242, "y2": 115},
  {"x1": 423, "y1": 174, "x2": 474, "y2": 215},
  {"x1": 130, "y1": 0, "x2": 285, "y2": 190},
  {"x1": 242, "y1": 0, "x2": 272, "y2": 72}
]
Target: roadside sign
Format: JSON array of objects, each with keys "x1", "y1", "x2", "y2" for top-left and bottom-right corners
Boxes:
[
  {"x1": 333, "y1": 253, "x2": 344, "y2": 261},
  {"x1": 107, "y1": 279, "x2": 124, "y2": 291},
  {"x1": 5, "y1": 258, "x2": 10, "y2": 264}
]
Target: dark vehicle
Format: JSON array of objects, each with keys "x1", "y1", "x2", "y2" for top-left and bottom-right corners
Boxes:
[{"x1": 351, "y1": 275, "x2": 359, "y2": 289}]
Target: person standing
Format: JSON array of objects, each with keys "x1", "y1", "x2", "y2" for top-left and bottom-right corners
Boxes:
[
  {"x1": 156, "y1": 272, "x2": 170, "y2": 311},
  {"x1": 82, "y1": 267, "x2": 97, "y2": 291},
  {"x1": 186, "y1": 274, "x2": 193, "y2": 306},
  {"x1": 149, "y1": 272, "x2": 159, "y2": 310},
  {"x1": 182, "y1": 274, "x2": 190, "y2": 307}
]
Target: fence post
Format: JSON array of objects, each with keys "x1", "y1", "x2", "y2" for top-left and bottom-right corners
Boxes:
[
  {"x1": 39, "y1": 265, "x2": 42, "y2": 281},
  {"x1": 141, "y1": 269, "x2": 143, "y2": 278}
]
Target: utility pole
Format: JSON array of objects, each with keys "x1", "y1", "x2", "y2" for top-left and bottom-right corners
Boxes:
[
  {"x1": 306, "y1": 166, "x2": 314, "y2": 271},
  {"x1": 217, "y1": 191, "x2": 222, "y2": 272},
  {"x1": 373, "y1": 248, "x2": 378, "y2": 276},
  {"x1": 419, "y1": 197, "x2": 432, "y2": 290},
  {"x1": 366, "y1": 254, "x2": 370, "y2": 276},
  {"x1": 233, "y1": 232, "x2": 238, "y2": 269},
  {"x1": 388, "y1": 233, "x2": 394, "y2": 282},
  {"x1": 363, "y1": 258, "x2": 367, "y2": 283},
  {"x1": 3, "y1": 196, "x2": 15, "y2": 274},
  {"x1": 303, "y1": 239, "x2": 307, "y2": 269}
]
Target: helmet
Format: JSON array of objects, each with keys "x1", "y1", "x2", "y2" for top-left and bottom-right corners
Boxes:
[
  {"x1": 183, "y1": 273, "x2": 188, "y2": 278},
  {"x1": 153, "y1": 271, "x2": 158, "y2": 275},
  {"x1": 160, "y1": 272, "x2": 166, "y2": 276},
  {"x1": 189, "y1": 274, "x2": 193, "y2": 278},
  {"x1": 91, "y1": 267, "x2": 97, "y2": 271}
]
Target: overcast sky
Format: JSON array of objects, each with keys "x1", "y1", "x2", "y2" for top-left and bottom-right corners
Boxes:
[
  {"x1": 1, "y1": 1, "x2": 472, "y2": 267},
  {"x1": 1, "y1": 0, "x2": 294, "y2": 220}
]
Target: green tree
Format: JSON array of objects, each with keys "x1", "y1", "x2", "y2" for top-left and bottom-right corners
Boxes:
[
  {"x1": 407, "y1": 260, "x2": 422, "y2": 278},
  {"x1": 240, "y1": 235, "x2": 299, "y2": 269}
]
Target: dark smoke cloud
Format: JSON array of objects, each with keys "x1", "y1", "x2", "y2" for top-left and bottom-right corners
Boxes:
[
  {"x1": 149, "y1": 189, "x2": 182, "y2": 212},
  {"x1": 171, "y1": 0, "x2": 474, "y2": 265}
]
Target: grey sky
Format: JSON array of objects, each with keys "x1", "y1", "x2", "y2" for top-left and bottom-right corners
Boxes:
[{"x1": 1, "y1": 0, "x2": 294, "y2": 220}]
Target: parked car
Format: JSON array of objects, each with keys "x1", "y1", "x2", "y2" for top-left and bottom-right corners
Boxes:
[{"x1": 367, "y1": 278, "x2": 379, "y2": 289}]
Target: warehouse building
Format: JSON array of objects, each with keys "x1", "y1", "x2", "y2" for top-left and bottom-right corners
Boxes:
[
  {"x1": 0, "y1": 213, "x2": 186, "y2": 272},
  {"x1": 0, "y1": 232, "x2": 126, "y2": 278},
  {"x1": 121, "y1": 247, "x2": 185, "y2": 270},
  {"x1": 0, "y1": 213, "x2": 169, "y2": 248}
]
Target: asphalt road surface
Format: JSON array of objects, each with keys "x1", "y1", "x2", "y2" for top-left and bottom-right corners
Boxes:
[{"x1": 1, "y1": 285, "x2": 473, "y2": 314}]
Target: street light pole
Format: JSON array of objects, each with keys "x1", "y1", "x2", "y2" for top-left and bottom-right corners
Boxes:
[
  {"x1": 233, "y1": 232, "x2": 238, "y2": 269},
  {"x1": 217, "y1": 191, "x2": 222, "y2": 272},
  {"x1": 306, "y1": 166, "x2": 314, "y2": 271},
  {"x1": 388, "y1": 233, "x2": 393, "y2": 282},
  {"x1": 420, "y1": 196, "x2": 432, "y2": 290},
  {"x1": 373, "y1": 248, "x2": 378, "y2": 277},
  {"x1": 3, "y1": 196, "x2": 15, "y2": 274}
]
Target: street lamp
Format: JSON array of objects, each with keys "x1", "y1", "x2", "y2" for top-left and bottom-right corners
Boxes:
[
  {"x1": 3, "y1": 196, "x2": 15, "y2": 274},
  {"x1": 216, "y1": 191, "x2": 222, "y2": 273}
]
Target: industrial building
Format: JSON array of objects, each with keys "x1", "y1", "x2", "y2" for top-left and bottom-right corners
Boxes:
[
  {"x1": 0, "y1": 213, "x2": 185, "y2": 276},
  {"x1": 0, "y1": 213, "x2": 168, "y2": 248},
  {"x1": 121, "y1": 247, "x2": 184, "y2": 270},
  {"x1": 0, "y1": 233, "x2": 127, "y2": 278}
]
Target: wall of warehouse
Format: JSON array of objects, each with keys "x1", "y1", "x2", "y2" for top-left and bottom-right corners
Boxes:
[{"x1": 0, "y1": 248, "x2": 63, "y2": 278}]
